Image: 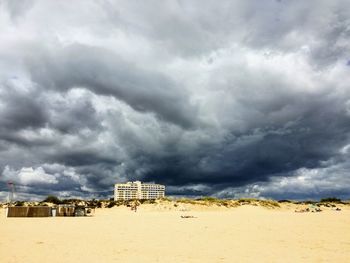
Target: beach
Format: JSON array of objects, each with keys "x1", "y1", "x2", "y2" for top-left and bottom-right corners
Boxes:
[{"x1": 1, "y1": 204, "x2": 350, "y2": 263}]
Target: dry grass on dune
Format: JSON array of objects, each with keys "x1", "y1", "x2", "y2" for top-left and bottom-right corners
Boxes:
[{"x1": 3, "y1": 197, "x2": 350, "y2": 210}]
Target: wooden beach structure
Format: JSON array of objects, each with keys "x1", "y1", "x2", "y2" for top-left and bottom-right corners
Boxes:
[
  {"x1": 56, "y1": 205, "x2": 76, "y2": 216},
  {"x1": 6, "y1": 205, "x2": 94, "y2": 217},
  {"x1": 56, "y1": 205, "x2": 93, "y2": 217},
  {"x1": 6, "y1": 206, "x2": 52, "y2": 217}
]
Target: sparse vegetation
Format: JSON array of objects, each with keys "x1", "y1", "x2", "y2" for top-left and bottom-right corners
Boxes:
[
  {"x1": 278, "y1": 199, "x2": 292, "y2": 203},
  {"x1": 107, "y1": 201, "x2": 116, "y2": 208},
  {"x1": 115, "y1": 200, "x2": 127, "y2": 206},
  {"x1": 14, "y1": 201, "x2": 25, "y2": 206},
  {"x1": 4, "y1": 196, "x2": 349, "y2": 211},
  {"x1": 174, "y1": 197, "x2": 240, "y2": 208},
  {"x1": 140, "y1": 199, "x2": 156, "y2": 204},
  {"x1": 177, "y1": 198, "x2": 199, "y2": 205},
  {"x1": 197, "y1": 196, "x2": 220, "y2": 202},
  {"x1": 236, "y1": 198, "x2": 280, "y2": 208},
  {"x1": 159, "y1": 197, "x2": 173, "y2": 202},
  {"x1": 296, "y1": 200, "x2": 317, "y2": 205},
  {"x1": 43, "y1": 195, "x2": 62, "y2": 204},
  {"x1": 238, "y1": 198, "x2": 258, "y2": 203},
  {"x1": 60, "y1": 198, "x2": 83, "y2": 205},
  {"x1": 259, "y1": 200, "x2": 280, "y2": 208},
  {"x1": 320, "y1": 197, "x2": 342, "y2": 203}
]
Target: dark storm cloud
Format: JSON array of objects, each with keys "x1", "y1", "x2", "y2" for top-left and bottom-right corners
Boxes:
[
  {"x1": 54, "y1": 151, "x2": 118, "y2": 167},
  {"x1": 0, "y1": 81, "x2": 101, "y2": 148},
  {"x1": 0, "y1": 82, "x2": 47, "y2": 131},
  {"x1": 141, "y1": 91, "x2": 350, "y2": 198},
  {"x1": 25, "y1": 44, "x2": 198, "y2": 129},
  {"x1": 1, "y1": 0, "x2": 350, "y2": 200},
  {"x1": 45, "y1": 90, "x2": 102, "y2": 134}
]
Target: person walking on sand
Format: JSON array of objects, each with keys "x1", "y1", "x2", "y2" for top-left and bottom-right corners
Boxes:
[
  {"x1": 135, "y1": 200, "x2": 140, "y2": 212},
  {"x1": 131, "y1": 200, "x2": 139, "y2": 212}
]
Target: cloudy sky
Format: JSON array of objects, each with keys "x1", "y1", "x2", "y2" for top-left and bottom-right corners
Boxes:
[{"x1": 0, "y1": 0, "x2": 350, "y2": 201}]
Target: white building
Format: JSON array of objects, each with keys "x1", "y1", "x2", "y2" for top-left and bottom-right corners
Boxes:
[{"x1": 114, "y1": 181, "x2": 165, "y2": 201}]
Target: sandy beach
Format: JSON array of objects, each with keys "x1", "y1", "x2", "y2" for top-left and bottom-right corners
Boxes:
[{"x1": 1, "y1": 203, "x2": 350, "y2": 263}]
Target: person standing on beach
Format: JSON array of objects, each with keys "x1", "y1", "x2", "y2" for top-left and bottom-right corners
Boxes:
[
  {"x1": 131, "y1": 200, "x2": 139, "y2": 212},
  {"x1": 135, "y1": 200, "x2": 140, "y2": 212}
]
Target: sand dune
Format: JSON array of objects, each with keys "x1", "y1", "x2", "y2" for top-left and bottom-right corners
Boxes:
[{"x1": 1, "y1": 204, "x2": 350, "y2": 262}]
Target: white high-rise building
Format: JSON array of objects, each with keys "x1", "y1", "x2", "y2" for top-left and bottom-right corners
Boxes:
[{"x1": 114, "y1": 181, "x2": 165, "y2": 201}]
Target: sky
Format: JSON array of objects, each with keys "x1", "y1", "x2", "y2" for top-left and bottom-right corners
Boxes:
[{"x1": 0, "y1": 0, "x2": 350, "y2": 201}]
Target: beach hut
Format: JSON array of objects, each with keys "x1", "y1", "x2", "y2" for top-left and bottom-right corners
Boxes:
[
  {"x1": 7, "y1": 206, "x2": 52, "y2": 217},
  {"x1": 55, "y1": 204, "x2": 92, "y2": 216},
  {"x1": 56, "y1": 204, "x2": 76, "y2": 216},
  {"x1": 74, "y1": 206, "x2": 87, "y2": 216}
]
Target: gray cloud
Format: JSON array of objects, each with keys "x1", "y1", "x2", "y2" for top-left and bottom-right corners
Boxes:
[
  {"x1": 1, "y1": 0, "x2": 35, "y2": 22},
  {"x1": 0, "y1": 0, "x2": 350, "y2": 200},
  {"x1": 0, "y1": 80, "x2": 47, "y2": 131},
  {"x1": 24, "y1": 44, "x2": 198, "y2": 128}
]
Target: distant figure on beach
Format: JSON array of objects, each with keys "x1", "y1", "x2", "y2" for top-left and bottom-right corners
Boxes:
[{"x1": 131, "y1": 200, "x2": 140, "y2": 212}]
